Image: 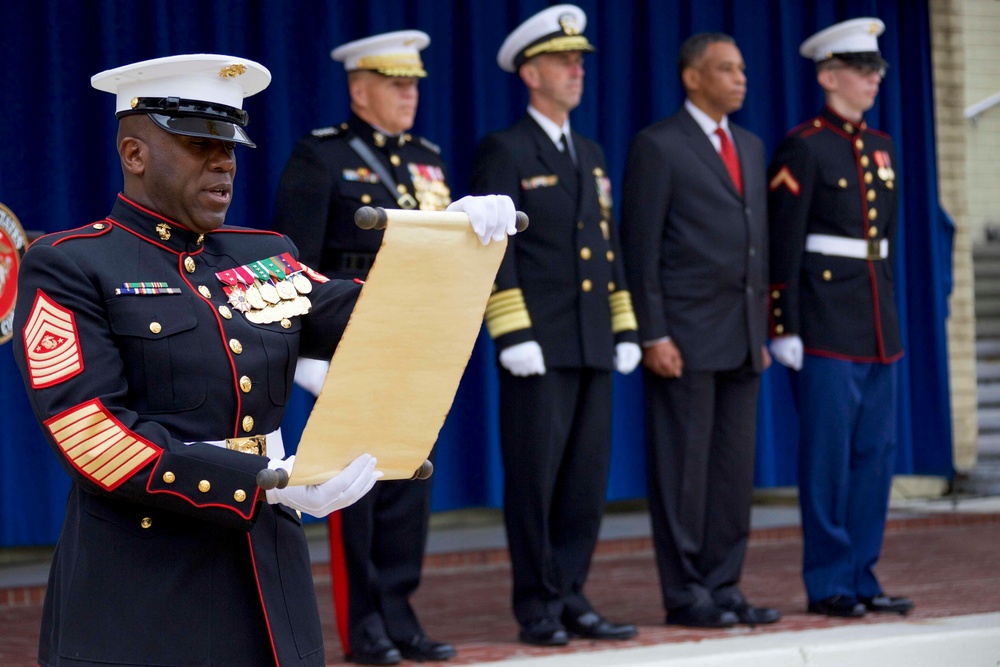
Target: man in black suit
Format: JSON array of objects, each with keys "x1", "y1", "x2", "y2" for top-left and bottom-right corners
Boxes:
[
  {"x1": 620, "y1": 32, "x2": 780, "y2": 629},
  {"x1": 469, "y1": 4, "x2": 642, "y2": 648}
]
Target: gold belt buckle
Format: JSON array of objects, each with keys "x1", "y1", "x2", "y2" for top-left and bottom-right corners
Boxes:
[
  {"x1": 866, "y1": 238, "x2": 882, "y2": 261},
  {"x1": 225, "y1": 434, "x2": 267, "y2": 456}
]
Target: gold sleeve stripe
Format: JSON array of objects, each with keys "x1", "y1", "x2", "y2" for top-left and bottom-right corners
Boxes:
[
  {"x1": 609, "y1": 290, "x2": 639, "y2": 334},
  {"x1": 44, "y1": 399, "x2": 161, "y2": 492},
  {"x1": 485, "y1": 288, "x2": 532, "y2": 339},
  {"x1": 23, "y1": 290, "x2": 84, "y2": 389}
]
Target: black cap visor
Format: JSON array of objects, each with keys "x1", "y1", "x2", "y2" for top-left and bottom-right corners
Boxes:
[
  {"x1": 117, "y1": 97, "x2": 256, "y2": 147},
  {"x1": 827, "y1": 51, "x2": 889, "y2": 75},
  {"x1": 146, "y1": 113, "x2": 255, "y2": 147}
]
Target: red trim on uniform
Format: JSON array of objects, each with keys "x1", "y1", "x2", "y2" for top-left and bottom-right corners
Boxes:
[
  {"x1": 23, "y1": 290, "x2": 84, "y2": 389},
  {"x1": 213, "y1": 226, "x2": 285, "y2": 238},
  {"x1": 328, "y1": 511, "x2": 352, "y2": 652},
  {"x1": 869, "y1": 261, "x2": 891, "y2": 362},
  {"x1": 768, "y1": 166, "x2": 800, "y2": 195},
  {"x1": 48, "y1": 223, "x2": 113, "y2": 247},
  {"x1": 117, "y1": 193, "x2": 187, "y2": 230},
  {"x1": 109, "y1": 219, "x2": 185, "y2": 255},
  {"x1": 246, "y1": 532, "x2": 282, "y2": 666},
  {"x1": 804, "y1": 345, "x2": 903, "y2": 364}
]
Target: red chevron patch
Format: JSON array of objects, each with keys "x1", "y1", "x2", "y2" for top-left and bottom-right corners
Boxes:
[
  {"x1": 769, "y1": 166, "x2": 801, "y2": 196},
  {"x1": 23, "y1": 290, "x2": 83, "y2": 388}
]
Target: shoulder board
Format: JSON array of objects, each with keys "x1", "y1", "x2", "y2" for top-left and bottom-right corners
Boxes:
[
  {"x1": 47, "y1": 221, "x2": 114, "y2": 247},
  {"x1": 311, "y1": 126, "x2": 342, "y2": 138},
  {"x1": 416, "y1": 136, "x2": 441, "y2": 154}
]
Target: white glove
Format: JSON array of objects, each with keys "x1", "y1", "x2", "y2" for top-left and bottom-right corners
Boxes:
[
  {"x1": 265, "y1": 454, "x2": 381, "y2": 517},
  {"x1": 614, "y1": 342, "x2": 642, "y2": 374},
  {"x1": 499, "y1": 341, "x2": 546, "y2": 376},
  {"x1": 447, "y1": 194, "x2": 518, "y2": 245},
  {"x1": 293, "y1": 358, "x2": 330, "y2": 398},
  {"x1": 770, "y1": 335, "x2": 804, "y2": 371}
]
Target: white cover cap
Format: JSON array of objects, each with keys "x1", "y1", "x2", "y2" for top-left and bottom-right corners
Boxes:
[
  {"x1": 331, "y1": 30, "x2": 430, "y2": 77},
  {"x1": 497, "y1": 4, "x2": 594, "y2": 73},
  {"x1": 799, "y1": 17, "x2": 885, "y2": 62}
]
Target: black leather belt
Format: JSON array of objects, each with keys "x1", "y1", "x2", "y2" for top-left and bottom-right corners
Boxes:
[{"x1": 334, "y1": 251, "x2": 376, "y2": 273}]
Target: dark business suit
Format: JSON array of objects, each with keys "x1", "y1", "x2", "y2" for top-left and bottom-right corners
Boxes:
[
  {"x1": 620, "y1": 106, "x2": 767, "y2": 613},
  {"x1": 470, "y1": 114, "x2": 639, "y2": 627}
]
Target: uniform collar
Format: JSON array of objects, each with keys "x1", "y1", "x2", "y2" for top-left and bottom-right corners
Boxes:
[
  {"x1": 347, "y1": 112, "x2": 411, "y2": 148},
  {"x1": 526, "y1": 105, "x2": 571, "y2": 148},
  {"x1": 107, "y1": 194, "x2": 208, "y2": 254},
  {"x1": 820, "y1": 105, "x2": 868, "y2": 135}
]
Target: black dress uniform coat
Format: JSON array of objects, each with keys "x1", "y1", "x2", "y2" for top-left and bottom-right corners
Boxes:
[
  {"x1": 619, "y1": 106, "x2": 768, "y2": 612},
  {"x1": 469, "y1": 114, "x2": 638, "y2": 626},
  {"x1": 767, "y1": 105, "x2": 902, "y2": 362},
  {"x1": 13, "y1": 195, "x2": 360, "y2": 667},
  {"x1": 272, "y1": 114, "x2": 450, "y2": 653}
]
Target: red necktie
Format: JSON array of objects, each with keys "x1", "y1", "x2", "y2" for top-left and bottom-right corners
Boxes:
[{"x1": 715, "y1": 127, "x2": 743, "y2": 196}]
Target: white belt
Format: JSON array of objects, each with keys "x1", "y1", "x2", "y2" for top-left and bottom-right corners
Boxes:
[
  {"x1": 806, "y1": 234, "x2": 888, "y2": 260},
  {"x1": 186, "y1": 427, "x2": 284, "y2": 460}
]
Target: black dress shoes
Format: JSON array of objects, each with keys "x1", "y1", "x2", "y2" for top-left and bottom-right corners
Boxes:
[
  {"x1": 346, "y1": 637, "x2": 402, "y2": 665},
  {"x1": 808, "y1": 595, "x2": 867, "y2": 618},
  {"x1": 394, "y1": 634, "x2": 456, "y2": 661},
  {"x1": 861, "y1": 594, "x2": 914, "y2": 614},
  {"x1": 666, "y1": 603, "x2": 739, "y2": 628},
  {"x1": 718, "y1": 599, "x2": 782, "y2": 626},
  {"x1": 562, "y1": 611, "x2": 638, "y2": 640},
  {"x1": 518, "y1": 618, "x2": 569, "y2": 646}
]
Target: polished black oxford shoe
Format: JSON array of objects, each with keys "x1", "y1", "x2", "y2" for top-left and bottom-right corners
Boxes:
[
  {"x1": 563, "y1": 611, "x2": 638, "y2": 640},
  {"x1": 346, "y1": 637, "x2": 401, "y2": 665},
  {"x1": 861, "y1": 594, "x2": 914, "y2": 614},
  {"x1": 518, "y1": 618, "x2": 569, "y2": 646},
  {"x1": 718, "y1": 599, "x2": 782, "y2": 626},
  {"x1": 807, "y1": 595, "x2": 867, "y2": 618},
  {"x1": 394, "y1": 634, "x2": 456, "y2": 662},
  {"x1": 666, "y1": 603, "x2": 739, "y2": 628}
]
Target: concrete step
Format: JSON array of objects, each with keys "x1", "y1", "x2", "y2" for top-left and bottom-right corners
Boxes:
[
  {"x1": 978, "y1": 407, "x2": 1000, "y2": 432},
  {"x1": 975, "y1": 361, "x2": 1000, "y2": 381},
  {"x1": 975, "y1": 338, "x2": 1000, "y2": 359},
  {"x1": 976, "y1": 319, "x2": 1000, "y2": 338},
  {"x1": 974, "y1": 297, "x2": 1000, "y2": 318},
  {"x1": 978, "y1": 432, "x2": 1000, "y2": 457},
  {"x1": 973, "y1": 278, "x2": 1000, "y2": 298},
  {"x1": 977, "y1": 382, "x2": 1000, "y2": 405},
  {"x1": 954, "y1": 460, "x2": 1000, "y2": 495}
]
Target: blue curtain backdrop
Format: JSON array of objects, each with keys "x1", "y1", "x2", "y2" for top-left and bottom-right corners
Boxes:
[{"x1": 0, "y1": 0, "x2": 954, "y2": 546}]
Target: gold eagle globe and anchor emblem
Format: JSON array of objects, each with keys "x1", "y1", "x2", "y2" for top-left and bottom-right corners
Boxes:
[{"x1": 0, "y1": 202, "x2": 28, "y2": 345}]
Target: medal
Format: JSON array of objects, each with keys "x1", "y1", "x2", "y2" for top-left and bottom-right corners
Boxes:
[
  {"x1": 226, "y1": 286, "x2": 251, "y2": 313},
  {"x1": 258, "y1": 281, "x2": 280, "y2": 304},
  {"x1": 276, "y1": 280, "x2": 298, "y2": 300},
  {"x1": 291, "y1": 273, "x2": 312, "y2": 294},
  {"x1": 245, "y1": 283, "x2": 268, "y2": 309}
]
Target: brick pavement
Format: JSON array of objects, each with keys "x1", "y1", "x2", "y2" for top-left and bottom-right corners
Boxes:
[{"x1": 1, "y1": 513, "x2": 998, "y2": 667}]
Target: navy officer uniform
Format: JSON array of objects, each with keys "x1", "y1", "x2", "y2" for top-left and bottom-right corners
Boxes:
[
  {"x1": 469, "y1": 4, "x2": 641, "y2": 647},
  {"x1": 272, "y1": 31, "x2": 455, "y2": 666},
  {"x1": 12, "y1": 55, "x2": 382, "y2": 667},
  {"x1": 767, "y1": 18, "x2": 912, "y2": 618}
]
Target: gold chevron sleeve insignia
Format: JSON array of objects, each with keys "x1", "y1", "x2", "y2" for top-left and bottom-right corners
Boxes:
[
  {"x1": 44, "y1": 399, "x2": 161, "y2": 491},
  {"x1": 609, "y1": 290, "x2": 639, "y2": 333},
  {"x1": 23, "y1": 290, "x2": 84, "y2": 389},
  {"x1": 768, "y1": 166, "x2": 801, "y2": 195},
  {"x1": 485, "y1": 288, "x2": 532, "y2": 339}
]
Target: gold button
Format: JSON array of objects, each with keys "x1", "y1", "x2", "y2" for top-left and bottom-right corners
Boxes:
[
  {"x1": 361, "y1": 194, "x2": 372, "y2": 204},
  {"x1": 130, "y1": 97, "x2": 140, "y2": 109},
  {"x1": 184, "y1": 257, "x2": 196, "y2": 273},
  {"x1": 860, "y1": 155, "x2": 870, "y2": 167},
  {"x1": 855, "y1": 139, "x2": 864, "y2": 150},
  {"x1": 580, "y1": 247, "x2": 592, "y2": 260},
  {"x1": 149, "y1": 322, "x2": 162, "y2": 334},
  {"x1": 869, "y1": 227, "x2": 878, "y2": 237},
  {"x1": 843, "y1": 122, "x2": 854, "y2": 133},
  {"x1": 196, "y1": 234, "x2": 204, "y2": 245},
  {"x1": 813, "y1": 119, "x2": 822, "y2": 128},
  {"x1": 234, "y1": 489, "x2": 247, "y2": 503},
  {"x1": 390, "y1": 155, "x2": 401, "y2": 166},
  {"x1": 823, "y1": 270, "x2": 832, "y2": 281},
  {"x1": 577, "y1": 221, "x2": 585, "y2": 229},
  {"x1": 608, "y1": 281, "x2": 616, "y2": 292},
  {"x1": 396, "y1": 184, "x2": 408, "y2": 194},
  {"x1": 93, "y1": 223, "x2": 106, "y2": 230},
  {"x1": 219, "y1": 305, "x2": 233, "y2": 320},
  {"x1": 229, "y1": 339, "x2": 243, "y2": 354},
  {"x1": 606, "y1": 250, "x2": 615, "y2": 262},
  {"x1": 240, "y1": 376, "x2": 252, "y2": 393},
  {"x1": 867, "y1": 190, "x2": 876, "y2": 202},
  {"x1": 281, "y1": 318, "x2": 292, "y2": 329},
  {"x1": 141, "y1": 517, "x2": 152, "y2": 529},
  {"x1": 198, "y1": 480, "x2": 211, "y2": 493},
  {"x1": 775, "y1": 324, "x2": 785, "y2": 334},
  {"x1": 242, "y1": 415, "x2": 255, "y2": 432},
  {"x1": 773, "y1": 308, "x2": 782, "y2": 316},
  {"x1": 296, "y1": 509, "x2": 302, "y2": 519},
  {"x1": 865, "y1": 172, "x2": 873, "y2": 184},
  {"x1": 868, "y1": 208, "x2": 878, "y2": 221},
  {"x1": 771, "y1": 290, "x2": 780, "y2": 299},
  {"x1": 581, "y1": 279, "x2": 593, "y2": 292},
  {"x1": 198, "y1": 285, "x2": 212, "y2": 299},
  {"x1": 162, "y1": 472, "x2": 176, "y2": 484},
  {"x1": 886, "y1": 180, "x2": 894, "y2": 190},
  {"x1": 838, "y1": 178, "x2": 847, "y2": 188}
]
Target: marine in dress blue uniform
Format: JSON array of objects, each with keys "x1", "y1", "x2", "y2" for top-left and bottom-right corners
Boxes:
[
  {"x1": 469, "y1": 5, "x2": 641, "y2": 647},
  {"x1": 767, "y1": 19, "x2": 913, "y2": 618},
  {"x1": 272, "y1": 32, "x2": 455, "y2": 666},
  {"x1": 13, "y1": 55, "x2": 382, "y2": 667}
]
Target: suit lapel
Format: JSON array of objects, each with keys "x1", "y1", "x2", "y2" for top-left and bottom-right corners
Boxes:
[
  {"x1": 574, "y1": 135, "x2": 600, "y2": 220},
  {"x1": 731, "y1": 126, "x2": 755, "y2": 198},
  {"x1": 523, "y1": 116, "x2": 579, "y2": 202},
  {"x1": 679, "y1": 108, "x2": 742, "y2": 200}
]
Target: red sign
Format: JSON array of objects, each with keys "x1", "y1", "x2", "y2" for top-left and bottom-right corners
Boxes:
[{"x1": 0, "y1": 203, "x2": 27, "y2": 345}]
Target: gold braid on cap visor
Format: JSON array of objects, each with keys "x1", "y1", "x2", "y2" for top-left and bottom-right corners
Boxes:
[
  {"x1": 522, "y1": 35, "x2": 593, "y2": 60},
  {"x1": 354, "y1": 54, "x2": 427, "y2": 77}
]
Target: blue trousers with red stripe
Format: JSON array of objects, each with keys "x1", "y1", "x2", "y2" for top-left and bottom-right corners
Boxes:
[{"x1": 794, "y1": 354, "x2": 898, "y2": 604}]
